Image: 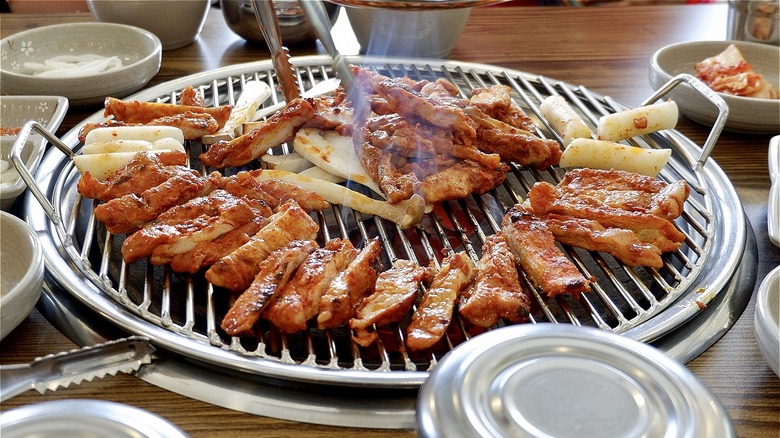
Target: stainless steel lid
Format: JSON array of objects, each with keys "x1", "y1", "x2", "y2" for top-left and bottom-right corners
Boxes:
[
  {"x1": 417, "y1": 324, "x2": 734, "y2": 438},
  {"x1": 0, "y1": 399, "x2": 188, "y2": 438}
]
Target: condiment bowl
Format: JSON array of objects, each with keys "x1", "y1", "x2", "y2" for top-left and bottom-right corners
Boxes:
[
  {"x1": 755, "y1": 265, "x2": 780, "y2": 377},
  {"x1": 0, "y1": 210, "x2": 44, "y2": 341},
  {"x1": 221, "y1": 0, "x2": 341, "y2": 46},
  {"x1": 0, "y1": 23, "x2": 162, "y2": 107},
  {"x1": 649, "y1": 40, "x2": 780, "y2": 134},
  {"x1": 0, "y1": 95, "x2": 68, "y2": 211}
]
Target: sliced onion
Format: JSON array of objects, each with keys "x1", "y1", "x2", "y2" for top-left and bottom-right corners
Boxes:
[{"x1": 22, "y1": 54, "x2": 123, "y2": 78}]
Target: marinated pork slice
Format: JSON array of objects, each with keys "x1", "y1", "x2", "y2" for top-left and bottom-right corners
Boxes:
[
  {"x1": 204, "y1": 200, "x2": 319, "y2": 291},
  {"x1": 469, "y1": 84, "x2": 537, "y2": 133},
  {"x1": 406, "y1": 252, "x2": 478, "y2": 351},
  {"x1": 418, "y1": 160, "x2": 509, "y2": 205},
  {"x1": 215, "y1": 169, "x2": 328, "y2": 212},
  {"x1": 199, "y1": 98, "x2": 316, "y2": 169},
  {"x1": 221, "y1": 240, "x2": 318, "y2": 336},
  {"x1": 262, "y1": 238, "x2": 358, "y2": 333},
  {"x1": 350, "y1": 259, "x2": 430, "y2": 347},
  {"x1": 103, "y1": 97, "x2": 232, "y2": 129},
  {"x1": 556, "y1": 168, "x2": 689, "y2": 220},
  {"x1": 527, "y1": 181, "x2": 685, "y2": 253},
  {"x1": 77, "y1": 150, "x2": 189, "y2": 201},
  {"x1": 501, "y1": 204, "x2": 592, "y2": 298},
  {"x1": 169, "y1": 216, "x2": 268, "y2": 273},
  {"x1": 317, "y1": 238, "x2": 383, "y2": 330},
  {"x1": 459, "y1": 233, "x2": 531, "y2": 328},
  {"x1": 94, "y1": 170, "x2": 216, "y2": 234}
]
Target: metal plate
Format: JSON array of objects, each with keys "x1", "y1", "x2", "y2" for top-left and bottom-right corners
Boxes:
[{"x1": 25, "y1": 56, "x2": 751, "y2": 390}]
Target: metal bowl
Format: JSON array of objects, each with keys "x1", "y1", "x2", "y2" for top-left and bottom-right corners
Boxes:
[{"x1": 221, "y1": 0, "x2": 340, "y2": 46}]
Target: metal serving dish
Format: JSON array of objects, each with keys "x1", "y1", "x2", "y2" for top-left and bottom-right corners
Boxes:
[{"x1": 19, "y1": 56, "x2": 756, "y2": 427}]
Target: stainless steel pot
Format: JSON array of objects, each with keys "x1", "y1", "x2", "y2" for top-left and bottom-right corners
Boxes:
[{"x1": 220, "y1": 0, "x2": 340, "y2": 45}]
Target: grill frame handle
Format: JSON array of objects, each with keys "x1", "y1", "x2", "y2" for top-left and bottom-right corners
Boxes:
[
  {"x1": 641, "y1": 73, "x2": 729, "y2": 171},
  {"x1": 11, "y1": 120, "x2": 74, "y2": 226}
]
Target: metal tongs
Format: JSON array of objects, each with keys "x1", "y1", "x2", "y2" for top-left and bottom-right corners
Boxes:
[
  {"x1": 250, "y1": 0, "x2": 301, "y2": 102},
  {"x1": 0, "y1": 336, "x2": 155, "y2": 402}
]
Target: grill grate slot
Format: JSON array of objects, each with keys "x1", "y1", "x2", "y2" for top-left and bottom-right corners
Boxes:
[{"x1": 46, "y1": 58, "x2": 726, "y2": 385}]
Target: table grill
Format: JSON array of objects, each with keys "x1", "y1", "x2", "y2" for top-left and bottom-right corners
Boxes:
[{"x1": 19, "y1": 56, "x2": 756, "y2": 428}]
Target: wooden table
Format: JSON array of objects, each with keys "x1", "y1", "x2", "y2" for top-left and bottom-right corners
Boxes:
[{"x1": 2, "y1": 4, "x2": 778, "y2": 437}]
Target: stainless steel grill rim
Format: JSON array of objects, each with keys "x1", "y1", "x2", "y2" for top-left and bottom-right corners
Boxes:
[{"x1": 26, "y1": 56, "x2": 746, "y2": 388}]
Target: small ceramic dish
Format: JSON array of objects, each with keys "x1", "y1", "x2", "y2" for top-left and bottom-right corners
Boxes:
[
  {"x1": 755, "y1": 265, "x2": 780, "y2": 378},
  {"x1": 0, "y1": 95, "x2": 68, "y2": 211},
  {"x1": 0, "y1": 210, "x2": 44, "y2": 341},
  {"x1": 769, "y1": 135, "x2": 779, "y2": 247},
  {"x1": 0, "y1": 23, "x2": 162, "y2": 107},
  {"x1": 649, "y1": 40, "x2": 780, "y2": 134}
]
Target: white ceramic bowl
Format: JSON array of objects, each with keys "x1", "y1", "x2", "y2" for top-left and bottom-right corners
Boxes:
[
  {"x1": 649, "y1": 40, "x2": 780, "y2": 134},
  {"x1": 0, "y1": 96, "x2": 68, "y2": 211},
  {"x1": 87, "y1": 0, "x2": 210, "y2": 51},
  {"x1": 0, "y1": 23, "x2": 162, "y2": 107},
  {"x1": 345, "y1": 6, "x2": 471, "y2": 58},
  {"x1": 0, "y1": 211, "x2": 44, "y2": 341},
  {"x1": 755, "y1": 265, "x2": 780, "y2": 378}
]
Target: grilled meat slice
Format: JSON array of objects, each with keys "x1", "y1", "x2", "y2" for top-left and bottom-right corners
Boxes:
[
  {"x1": 199, "y1": 98, "x2": 316, "y2": 169},
  {"x1": 262, "y1": 238, "x2": 359, "y2": 333},
  {"x1": 350, "y1": 259, "x2": 430, "y2": 347},
  {"x1": 179, "y1": 85, "x2": 205, "y2": 107},
  {"x1": 317, "y1": 238, "x2": 383, "y2": 329},
  {"x1": 205, "y1": 200, "x2": 319, "y2": 291},
  {"x1": 528, "y1": 181, "x2": 685, "y2": 252},
  {"x1": 145, "y1": 111, "x2": 219, "y2": 140},
  {"x1": 459, "y1": 233, "x2": 531, "y2": 328},
  {"x1": 466, "y1": 106, "x2": 561, "y2": 169},
  {"x1": 406, "y1": 252, "x2": 478, "y2": 351},
  {"x1": 77, "y1": 150, "x2": 189, "y2": 201},
  {"x1": 557, "y1": 168, "x2": 689, "y2": 220},
  {"x1": 121, "y1": 190, "x2": 257, "y2": 265},
  {"x1": 541, "y1": 213, "x2": 664, "y2": 268},
  {"x1": 501, "y1": 204, "x2": 591, "y2": 298},
  {"x1": 214, "y1": 169, "x2": 327, "y2": 212},
  {"x1": 170, "y1": 216, "x2": 268, "y2": 273},
  {"x1": 94, "y1": 171, "x2": 217, "y2": 234},
  {"x1": 469, "y1": 85, "x2": 537, "y2": 133},
  {"x1": 418, "y1": 160, "x2": 509, "y2": 205},
  {"x1": 103, "y1": 97, "x2": 232, "y2": 129},
  {"x1": 221, "y1": 240, "x2": 318, "y2": 336}
]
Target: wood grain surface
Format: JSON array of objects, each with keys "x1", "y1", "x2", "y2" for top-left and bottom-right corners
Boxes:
[{"x1": 1, "y1": 4, "x2": 778, "y2": 437}]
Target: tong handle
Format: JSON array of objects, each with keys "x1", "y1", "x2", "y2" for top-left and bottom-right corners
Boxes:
[
  {"x1": 641, "y1": 73, "x2": 728, "y2": 171},
  {"x1": 251, "y1": 0, "x2": 300, "y2": 102},
  {"x1": 11, "y1": 120, "x2": 75, "y2": 226}
]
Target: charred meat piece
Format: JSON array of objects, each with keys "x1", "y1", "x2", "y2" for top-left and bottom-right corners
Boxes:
[
  {"x1": 214, "y1": 169, "x2": 327, "y2": 212},
  {"x1": 179, "y1": 85, "x2": 205, "y2": 107},
  {"x1": 204, "y1": 200, "x2": 319, "y2": 291},
  {"x1": 418, "y1": 160, "x2": 509, "y2": 205},
  {"x1": 317, "y1": 238, "x2": 383, "y2": 330},
  {"x1": 350, "y1": 259, "x2": 430, "y2": 347},
  {"x1": 466, "y1": 106, "x2": 562, "y2": 169},
  {"x1": 527, "y1": 181, "x2": 685, "y2": 253},
  {"x1": 77, "y1": 150, "x2": 190, "y2": 202},
  {"x1": 501, "y1": 204, "x2": 592, "y2": 298},
  {"x1": 459, "y1": 233, "x2": 531, "y2": 328},
  {"x1": 221, "y1": 240, "x2": 318, "y2": 336},
  {"x1": 79, "y1": 112, "x2": 217, "y2": 141},
  {"x1": 262, "y1": 238, "x2": 358, "y2": 333},
  {"x1": 406, "y1": 252, "x2": 478, "y2": 351},
  {"x1": 170, "y1": 216, "x2": 268, "y2": 274},
  {"x1": 541, "y1": 213, "x2": 664, "y2": 268},
  {"x1": 199, "y1": 98, "x2": 316, "y2": 169},
  {"x1": 93, "y1": 171, "x2": 217, "y2": 234},
  {"x1": 104, "y1": 97, "x2": 232, "y2": 130},
  {"x1": 556, "y1": 168, "x2": 689, "y2": 220},
  {"x1": 120, "y1": 190, "x2": 257, "y2": 265},
  {"x1": 469, "y1": 84, "x2": 537, "y2": 133}
]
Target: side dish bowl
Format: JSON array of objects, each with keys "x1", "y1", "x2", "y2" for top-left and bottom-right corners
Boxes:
[
  {"x1": 0, "y1": 96, "x2": 68, "y2": 211},
  {"x1": 0, "y1": 23, "x2": 162, "y2": 107},
  {"x1": 649, "y1": 40, "x2": 780, "y2": 134},
  {"x1": 755, "y1": 265, "x2": 780, "y2": 378},
  {"x1": 0, "y1": 211, "x2": 44, "y2": 341}
]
